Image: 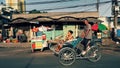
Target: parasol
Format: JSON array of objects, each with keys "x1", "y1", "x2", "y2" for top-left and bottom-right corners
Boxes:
[
  {"x1": 92, "y1": 23, "x2": 98, "y2": 31},
  {"x1": 38, "y1": 25, "x2": 47, "y2": 31},
  {"x1": 98, "y1": 23, "x2": 108, "y2": 31}
]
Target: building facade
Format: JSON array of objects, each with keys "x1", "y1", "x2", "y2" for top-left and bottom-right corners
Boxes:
[
  {"x1": 10, "y1": 12, "x2": 100, "y2": 42},
  {"x1": 5, "y1": 0, "x2": 26, "y2": 13}
]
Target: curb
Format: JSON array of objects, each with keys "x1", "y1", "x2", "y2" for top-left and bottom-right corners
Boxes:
[
  {"x1": 0, "y1": 43, "x2": 120, "y2": 52},
  {"x1": 101, "y1": 45, "x2": 120, "y2": 52},
  {"x1": 0, "y1": 43, "x2": 31, "y2": 48}
]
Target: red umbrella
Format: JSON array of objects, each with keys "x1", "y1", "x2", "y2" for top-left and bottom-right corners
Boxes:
[{"x1": 92, "y1": 23, "x2": 98, "y2": 31}]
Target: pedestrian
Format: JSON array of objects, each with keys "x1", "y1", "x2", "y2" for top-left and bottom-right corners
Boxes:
[
  {"x1": 110, "y1": 28, "x2": 120, "y2": 44},
  {"x1": 32, "y1": 26, "x2": 38, "y2": 37}
]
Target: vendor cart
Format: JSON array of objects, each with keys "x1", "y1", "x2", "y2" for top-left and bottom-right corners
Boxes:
[
  {"x1": 31, "y1": 25, "x2": 63, "y2": 52},
  {"x1": 31, "y1": 35, "x2": 48, "y2": 52}
]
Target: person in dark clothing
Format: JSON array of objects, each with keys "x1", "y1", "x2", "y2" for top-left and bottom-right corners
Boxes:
[
  {"x1": 17, "y1": 30, "x2": 27, "y2": 42},
  {"x1": 18, "y1": 34, "x2": 27, "y2": 42},
  {"x1": 110, "y1": 28, "x2": 120, "y2": 43},
  {"x1": 110, "y1": 28, "x2": 115, "y2": 41}
]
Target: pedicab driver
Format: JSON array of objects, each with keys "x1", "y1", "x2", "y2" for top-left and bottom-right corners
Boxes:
[{"x1": 81, "y1": 19, "x2": 92, "y2": 55}]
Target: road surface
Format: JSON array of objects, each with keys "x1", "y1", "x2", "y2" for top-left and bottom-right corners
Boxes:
[{"x1": 0, "y1": 47, "x2": 120, "y2": 68}]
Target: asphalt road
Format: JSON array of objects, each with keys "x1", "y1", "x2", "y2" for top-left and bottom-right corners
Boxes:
[{"x1": 0, "y1": 47, "x2": 120, "y2": 68}]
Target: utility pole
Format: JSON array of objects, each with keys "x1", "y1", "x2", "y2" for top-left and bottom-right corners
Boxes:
[
  {"x1": 112, "y1": 0, "x2": 119, "y2": 29},
  {"x1": 97, "y1": 0, "x2": 100, "y2": 12}
]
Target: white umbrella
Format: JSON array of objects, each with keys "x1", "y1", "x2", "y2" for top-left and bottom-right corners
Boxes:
[{"x1": 38, "y1": 25, "x2": 47, "y2": 31}]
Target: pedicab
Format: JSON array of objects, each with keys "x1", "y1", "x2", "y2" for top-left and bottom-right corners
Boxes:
[
  {"x1": 49, "y1": 36, "x2": 102, "y2": 66},
  {"x1": 48, "y1": 18, "x2": 104, "y2": 66}
]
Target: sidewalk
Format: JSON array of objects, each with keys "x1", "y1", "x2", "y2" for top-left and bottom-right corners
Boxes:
[
  {"x1": 101, "y1": 44, "x2": 120, "y2": 52},
  {"x1": 0, "y1": 42, "x2": 120, "y2": 52},
  {"x1": 0, "y1": 43, "x2": 31, "y2": 48}
]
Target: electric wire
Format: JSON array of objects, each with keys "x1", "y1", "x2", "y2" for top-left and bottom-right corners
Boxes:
[
  {"x1": 25, "y1": 1, "x2": 111, "y2": 12},
  {"x1": 4, "y1": 0, "x2": 112, "y2": 17},
  {"x1": 31, "y1": 5, "x2": 96, "y2": 17},
  {"x1": 26, "y1": 0, "x2": 81, "y2": 5},
  {"x1": 6, "y1": 0, "x2": 81, "y2": 5},
  {"x1": 26, "y1": 0, "x2": 111, "y2": 5},
  {"x1": 100, "y1": 3, "x2": 111, "y2": 16}
]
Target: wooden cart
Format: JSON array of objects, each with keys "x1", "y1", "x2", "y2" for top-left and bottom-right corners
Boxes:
[{"x1": 31, "y1": 36, "x2": 48, "y2": 52}]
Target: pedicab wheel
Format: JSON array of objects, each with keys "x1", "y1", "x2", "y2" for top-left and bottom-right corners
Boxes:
[
  {"x1": 58, "y1": 47, "x2": 76, "y2": 66},
  {"x1": 87, "y1": 45, "x2": 101, "y2": 62}
]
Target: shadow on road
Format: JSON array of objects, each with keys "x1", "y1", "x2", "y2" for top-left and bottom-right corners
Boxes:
[{"x1": 25, "y1": 57, "x2": 35, "y2": 68}]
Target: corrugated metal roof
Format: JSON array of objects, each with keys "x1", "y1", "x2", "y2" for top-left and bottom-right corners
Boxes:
[
  {"x1": 12, "y1": 12, "x2": 99, "y2": 19},
  {"x1": 11, "y1": 11, "x2": 101, "y2": 24}
]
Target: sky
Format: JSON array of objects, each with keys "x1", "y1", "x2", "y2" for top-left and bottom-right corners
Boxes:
[{"x1": 0, "y1": 0, "x2": 112, "y2": 16}]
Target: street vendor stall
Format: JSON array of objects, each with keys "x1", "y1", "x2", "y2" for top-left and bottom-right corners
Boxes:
[
  {"x1": 31, "y1": 25, "x2": 63, "y2": 52},
  {"x1": 31, "y1": 26, "x2": 48, "y2": 52},
  {"x1": 31, "y1": 34, "x2": 47, "y2": 52}
]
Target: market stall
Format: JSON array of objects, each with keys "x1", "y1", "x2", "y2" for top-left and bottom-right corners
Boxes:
[
  {"x1": 31, "y1": 34, "x2": 47, "y2": 52},
  {"x1": 31, "y1": 26, "x2": 48, "y2": 52}
]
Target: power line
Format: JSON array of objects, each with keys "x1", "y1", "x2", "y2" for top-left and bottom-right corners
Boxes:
[
  {"x1": 100, "y1": 3, "x2": 111, "y2": 16},
  {"x1": 48, "y1": 6, "x2": 97, "y2": 17},
  {"x1": 6, "y1": 0, "x2": 111, "y2": 6},
  {"x1": 26, "y1": 6, "x2": 97, "y2": 18},
  {"x1": 26, "y1": 0, "x2": 110, "y2": 5},
  {"x1": 5, "y1": 0, "x2": 81, "y2": 6},
  {"x1": 25, "y1": 1, "x2": 111, "y2": 12},
  {"x1": 5, "y1": 0, "x2": 111, "y2": 12},
  {"x1": 23, "y1": 1, "x2": 111, "y2": 17},
  {"x1": 26, "y1": 0, "x2": 81, "y2": 5}
]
